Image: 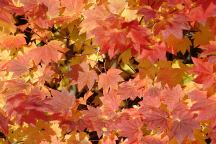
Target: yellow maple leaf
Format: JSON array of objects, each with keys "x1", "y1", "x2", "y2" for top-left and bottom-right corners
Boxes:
[
  {"x1": 108, "y1": 0, "x2": 127, "y2": 14},
  {"x1": 22, "y1": 120, "x2": 55, "y2": 144},
  {"x1": 165, "y1": 34, "x2": 191, "y2": 54},
  {"x1": 121, "y1": 7, "x2": 138, "y2": 21},
  {"x1": 138, "y1": 59, "x2": 158, "y2": 79},
  {"x1": 193, "y1": 24, "x2": 214, "y2": 47},
  {"x1": 118, "y1": 48, "x2": 132, "y2": 64},
  {"x1": 66, "y1": 131, "x2": 91, "y2": 144}
]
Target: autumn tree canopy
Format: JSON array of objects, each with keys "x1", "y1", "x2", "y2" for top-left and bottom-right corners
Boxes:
[{"x1": 0, "y1": 0, "x2": 216, "y2": 143}]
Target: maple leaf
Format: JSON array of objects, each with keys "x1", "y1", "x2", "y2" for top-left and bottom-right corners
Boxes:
[
  {"x1": 38, "y1": 0, "x2": 60, "y2": 18},
  {"x1": 82, "y1": 106, "x2": 106, "y2": 137},
  {"x1": 154, "y1": 13, "x2": 189, "y2": 39},
  {"x1": 2, "y1": 80, "x2": 29, "y2": 96},
  {"x1": 101, "y1": 90, "x2": 121, "y2": 116},
  {"x1": 116, "y1": 117, "x2": 144, "y2": 144},
  {"x1": 28, "y1": 40, "x2": 64, "y2": 65},
  {"x1": 92, "y1": 25, "x2": 128, "y2": 58},
  {"x1": 121, "y1": 6, "x2": 138, "y2": 22},
  {"x1": 19, "y1": 1, "x2": 52, "y2": 29},
  {"x1": 5, "y1": 56, "x2": 29, "y2": 76},
  {"x1": 189, "y1": 89, "x2": 216, "y2": 121},
  {"x1": 77, "y1": 69, "x2": 98, "y2": 91},
  {"x1": 160, "y1": 85, "x2": 183, "y2": 111},
  {"x1": 61, "y1": 0, "x2": 84, "y2": 17},
  {"x1": 0, "y1": 8, "x2": 16, "y2": 34},
  {"x1": 165, "y1": 34, "x2": 191, "y2": 54},
  {"x1": 141, "y1": 42, "x2": 168, "y2": 62},
  {"x1": 140, "y1": 106, "x2": 169, "y2": 132},
  {"x1": 66, "y1": 131, "x2": 91, "y2": 144},
  {"x1": 45, "y1": 89, "x2": 75, "y2": 116},
  {"x1": 67, "y1": 64, "x2": 83, "y2": 84},
  {"x1": 192, "y1": 58, "x2": 213, "y2": 74},
  {"x1": 118, "y1": 48, "x2": 132, "y2": 64},
  {"x1": 140, "y1": 88, "x2": 161, "y2": 108},
  {"x1": 98, "y1": 68, "x2": 124, "y2": 94},
  {"x1": 193, "y1": 24, "x2": 214, "y2": 47},
  {"x1": 0, "y1": 8, "x2": 14, "y2": 24},
  {"x1": 138, "y1": 6, "x2": 156, "y2": 22},
  {"x1": 157, "y1": 67, "x2": 185, "y2": 87},
  {"x1": 122, "y1": 20, "x2": 152, "y2": 54},
  {"x1": 107, "y1": 0, "x2": 127, "y2": 15},
  {"x1": 118, "y1": 81, "x2": 142, "y2": 100},
  {"x1": 191, "y1": 58, "x2": 215, "y2": 88},
  {"x1": 0, "y1": 34, "x2": 26, "y2": 49},
  {"x1": 201, "y1": 40, "x2": 216, "y2": 57},
  {"x1": 138, "y1": 58, "x2": 158, "y2": 79},
  {"x1": 80, "y1": 5, "x2": 110, "y2": 35},
  {"x1": 189, "y1": 2, "x2": 216, "y2": 24},
  {"x1": 21, "y1": 120, "x2": 55, "y2": 144},
  {"x1": 6, "y1": 93, "x2": 53, "y2": 124},
  {"x1": 124, "y1": 75, "x2": 153, "y2": 94},
  {"x1": 169, "y1": 104, "x2": 199, "y2": 143},
  {"x1": 69, "y1": 62, "x2": 98, "y2": 89}
]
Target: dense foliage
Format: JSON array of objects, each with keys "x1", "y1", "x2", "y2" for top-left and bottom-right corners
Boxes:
[{"x1": 0, "y1": 0, "x2": 216, "y2": 143}]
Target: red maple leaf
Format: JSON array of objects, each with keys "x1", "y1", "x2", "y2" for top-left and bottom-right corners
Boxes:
[
  {"x1": 141, "y1": 42, "x2": 168, "y2": 63},
  {"x1": 6, "y1": 93, "x2": 52, "y2": 124},
  {"x1": 201, "y1": 41, "x2": 216, "y2": 57},
  {"x1": 61, "y1": 0, "x2": 84, "y2": 17},
  {"x1": 160, "y1": 85, "x2": 183, "y2": 111},
  {"x1": 45, "y1": 89, "x2": 75, "y2": 116},
  {"x1": 0, "y1": 8, "x2": 14, "y2": 24},
  {"x1": 80, "y1": 5, "x2": 110, "y2": 35},
  {"x1": 98, "y1": 68, "x2": 124, "y2": 94},
  {"x1": 118, "y1": 81, "x2": 142, "y2": 100},
  {"x1": 77, "y1": 69, "x2": 98, "y2": 91},
  {"x1": 189, "y1": 89, "x2": 216, "y2": 121},
  {"x1": 38, "y1": 0, "x2": 60, "y2": 18},
  {"x1": 169, "y1": 104, "x2": 199, "y2": 143},
  {"x1": 154, "y1": 13, "x2": 189, "y2": 39},
  {"x1": 0, "y1": 34, "x2": 26, "y2": 49},
  {"x1": 101, "y1": 90, "x2": 121, "y2": 116},
  {"x1": 191, "y1": 58, "x2": 215, "y2": 88},
  {"x1": 140, "y1": 106, "x2": 169, "y2": 132},
  {"x1": 2, "y1": 80, "x2": 29, "y2": 96},
  {"x1": 67, "y1": 64, "x2": 83, "y2": 84},
  {"x1": 5, "y1": 56, "x2": 29, "y2": 76},
  {"x1": 116, "y1": 116, "x2": 143, "y2": 144},
  {"x1": 123, "y1": 21, "x2": 152, "y2": 54},
  {"x1": 189, "y1": 2, "x2": 216, "y2": 23},
  {"x1": 93, "y1": 24, "x2": 129, "y2": 58},
  {"x1": 28, "y1": 40, "x2": 64, "y2": 65},
  {"x1": 138, "y1": 7, "x2": 156, "y2": 22},
  {"x1": 82, "y1": 106, "x2": 106, "y2": 137}
]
